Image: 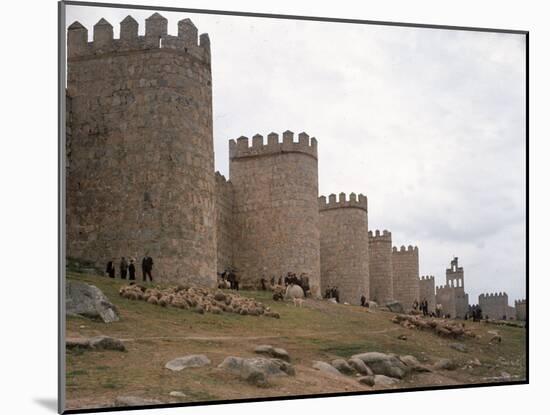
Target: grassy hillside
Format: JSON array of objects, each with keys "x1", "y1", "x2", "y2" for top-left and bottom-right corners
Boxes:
[{"x1": 65, "y1": 272, "x2": 526, "y2": 410}]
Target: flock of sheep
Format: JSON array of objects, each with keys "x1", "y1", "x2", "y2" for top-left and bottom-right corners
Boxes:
[
  {"x1": 392, "y1": 314, "x2": 479, "y2": 338},
  {"x1": 118, "y1": 284, "x2": 281, "y2": 318}
]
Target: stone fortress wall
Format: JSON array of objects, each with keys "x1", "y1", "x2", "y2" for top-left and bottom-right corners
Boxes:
[
  {"x1": 367, "y1": 230, "x2": 394, "y2": 305},
  {"x1": 479, "y1": 292, "x2": 513, "y2": 320},
  {"x1": 515, "y1": 299, "x2": 526, "y2": 321},
  {"x1": 66, "y1": 14, "x2": 216, "y2": 286},
  {"x1": 392, "y1": 246, "x2": 420, "y2": 310},
  {"x1": 66, "y1": 14, "x2": 524, "y2": 312},
  {"x1": 215, "y1": 172, "x2": 235, "y2": 275},
  {"x1": 419, "y1": 276, "x2": 436, "y2": 313},
  {"x1": 319, "y1": 193, "x2": 369, "y2": 304},
  {"x1": 228, "y1": 132, "x2": 321, "y2": 294}
]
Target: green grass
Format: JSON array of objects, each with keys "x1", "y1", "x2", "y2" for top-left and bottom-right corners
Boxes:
[{"x1": 64, "y1": 272, "x2": 526, "y2": 409}]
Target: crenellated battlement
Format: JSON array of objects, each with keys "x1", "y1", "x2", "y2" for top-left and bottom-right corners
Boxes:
[
  {"x1": 368, "y1": 229, "x2": 392, "y2": 242},
  {"x1": 515, "y1": 299, "x2": 526, "y2": 306},
  {"x1": 229, "y1": 131, "x2": 318, "y2": 161},
  {"x1": 392, "y1": 245, "x2": 418, "y2": 254},
  {"x1": 479, "y1": 292, "x2": 508, "y2": 299},
  {"x1": 318, "y1": 192, "x2": 367, "y2": 213},
  {"x1": 67, "y1": 13, "x2": 211, "y2": 64},
  {"x1": 420, "y1": 275, "x2": 435, "y2": 281},
  {"x1": 215, "y1": 171, "x2": 232, "y2": 187}
]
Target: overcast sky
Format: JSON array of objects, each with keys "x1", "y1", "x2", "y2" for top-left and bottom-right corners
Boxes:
[{"x1": 66, "y1": 5, "x2": 526, "y2": 305}]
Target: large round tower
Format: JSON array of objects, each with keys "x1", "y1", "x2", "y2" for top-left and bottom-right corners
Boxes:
[
  {"x1": 66, "y1": 14, "x2": 216, "y2": 286},
  {"x1": 319, "y1": 193, "x2": 369, "y2": 304},
  {"x1": 228, "y1": 131, "x2": 321, "y2": 294}
]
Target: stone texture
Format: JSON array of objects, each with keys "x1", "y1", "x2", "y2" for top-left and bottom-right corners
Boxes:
[
  {"x1": 312, "y1": 361, "x2": 343, "y2": 376},
  {"x1": 436, "y1": 258, "x2": 469, "y2": 318},
  {"x1": 479, "y1": 292, "x2": 512, "y2": 320},
  {"x1": 433, "y1": 358, "x2": 458, "y2": 371},
  {"x1": 66, "y1": 280, "x2": 119, "y2": 323},
  {"x1": 419, "y1": 275, "x2": 436, "y2": 313},
  {"x1": 66, "y1": 336, "x2": 126, "y2": 352},
  {"x1": 399, "y1": 355, "x2": 430, "y2": 372},
  {"x1": 348, "y1": 357, "x2": 373, "y2": 375},
  {"x1": 253, "y1": 345, "x2": 290, "y2": 362},
  {"x1": 358, "y1": 375, "x2": 375, "y2": 386},
  {"x1": 215, "y1": 172, "x2": 235, "y2": 275},
  {"x1": 374, "y1": 374, "x2": 400, "y2": 387},
  {"x1": 319, "y1": 193, "x2": 369, "y2": 304},
  {"x1": 165, "y1": 354, "x2": 211, "y2": 371},
  {"x1": 66, "y1": 15, "x2": 216, "y2": 287},
  {"x1": 218, "y1": 356, "x2": 294, "y2": 387},
  {"x1": 368, "y1": 230, "x2": 394, "y2": 304},
  {"x1": 229, "y1": 132, "x2": 320, "y2": 294},
  {"x1": 351, "y1": 352, "x2": 408, "y2": 379},
  {"x1": 392, "y1": 246, "x2": 420, "y2": 311},
  {"x1": 331, "y1": 358, "x2": 355, "y2": 375}
]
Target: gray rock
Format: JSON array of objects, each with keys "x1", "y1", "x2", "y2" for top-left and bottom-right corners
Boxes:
[
  {"x1": 165, "y1": 354, "x2": 211, "y2": 371},
  {"x1": 399, "y1": 355, "x2": 431, "y2": 372},
  {"x1": 351, "y1": 352, "x2": 408, "y2": 379},
  {"x1": 66, "y1": 336, "x2": 126, "y2": 352},
  {"x1": 218, "y1": 356, "x2": 293, "y2": 387},
  {"x1": 312, "y1": 361, "x2": 343, "y2": 376},
  {"x1": 450, "y1": 343, "x2": 468, "y2": 353},
  {"x1": 386, "y1": 301, "x2": 404, "y2": 314},
  {"x1": 433, "y1": 358, "x2": 458, "y2": 371},
  {"x1": 253, "y1": 345, "x2": 291, "y2": 362},
  {"x1": 114, "y1": 396, "x2": 162, "y2": 407},
  {"x1": 89, "y1": 336, "x2": 126, "y2": 351},
  {"x1": 348, "y1": 358, "x2": 373, "y2": 375},
  {"x1": 331, "y1": 358, "x2": 355, "y2": 375},
  {"x1": 66, "y1": 280, "x2": 119, "y2": 323},
  {"x1": 358, "y1": 375, "x2": 375, "y2": 386},
  {"x1": 374, "y1": 374, "x2": 400, "y2": 386}
]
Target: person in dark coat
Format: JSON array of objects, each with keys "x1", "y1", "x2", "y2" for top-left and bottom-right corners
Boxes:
[
  {"x1": 120, "y1": 257, "x2": 128, "y2": 280},
  {"x1": 128, "y1": 259, "x2": 136, "y2": 280},
  {"x1": 142, "y1": 255, "x2": 154, "y2": 282},
  {"x1": 360, "y1": 295, "x2": 366, "y2": 307},
  {"x1": 106, "y1": 260, "x2": 115, "y2": 278}
]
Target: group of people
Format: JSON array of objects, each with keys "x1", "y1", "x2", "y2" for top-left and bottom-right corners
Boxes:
[
  {"x1": 105, "y1": 255, "x2": 154, "y2": 282},
  {"x1": 258, "y1": 272, "x2": 311, "y2": 296},
  {"x1": 323, "y1": 286, "x2": 340, "y2": 303},
  {"x1": 412, "y1": 299, "x2": 430, "y2": 316},
  {"x1": 468, "y1": 304, "x2": 484, "y2": 322}
]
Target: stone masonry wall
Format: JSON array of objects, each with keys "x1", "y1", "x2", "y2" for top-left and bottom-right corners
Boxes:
[
  {"x1": 479, "y1": 293, "x2": 510, "y2": 320},
  {"x1": 392, "y1": 246, "x2": 420, "y2": 310},
  {"x1": 436, "y1": 285, "x2": 457, "y2": 318},
  {"x1": 515, "y1": 299, "x2": 527, "y2": 321},
  {"x1": 368, "y1": 230, "x2": 394, "y2": 304},
  {"x1": 66, "y1": 14, "x2": 216, "y2": 286},
  {"x1": 229, "y1": 131, "x2": 321, "y2": 294},
  {"x1": 215, "y1": 172, "x2": 235, "y2": 274},
  {"x1": 319, "y1": 193, "x2": 369, "y2": 304},
  {"x1": 419, "y1": 275, "x2": 436, "y2": 313}
]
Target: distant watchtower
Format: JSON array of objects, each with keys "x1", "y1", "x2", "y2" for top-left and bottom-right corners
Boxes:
[{"x1": 66, "y1": 14, "x2": 216, "y2": 286}]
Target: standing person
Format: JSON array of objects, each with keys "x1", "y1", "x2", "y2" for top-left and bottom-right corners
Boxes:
[
  {"x1": 128, "y1": 258, "x2": 136, "y2": 281},
  {"x1": 360, "y1": 294, "x2": 366, "y2": 307},
  {"x1": 142, "y1": 254, "x2": 154, "y2": 282},
  {"x1": 119, "y1": 257, "x2": 128, "y2": 280},
  {"x1": 106, "y1": 260, "x2": 115, "y2": 278}
]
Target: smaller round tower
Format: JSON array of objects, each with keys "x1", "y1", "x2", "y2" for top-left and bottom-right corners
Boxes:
[
  {"x1": 368, "y1": 230, "x2": 394, "y2": 304},
  {"x1": 319, "y1": 192, "x2": 369, "y2": 304}
]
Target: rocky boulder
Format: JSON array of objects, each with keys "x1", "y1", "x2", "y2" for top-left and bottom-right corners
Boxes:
[
  {"x1": 433, "y1": 358, "x2": 458, "y2": 371},
  {"x1": 66, "y1": 335, "x2": 126, "y2": 352},
  {"x1": 385, "y1": 301, "x2": 404, "y2": 313},
  {"x1": 351, "y1": 352, "x2": 408, "y2": 379},
  {"x1": 312, "y1": 361, "x2": 343, "y2": 376},
  {"x1": 165, "y1": 355, "x2": 211, "y2": 371},
  {"x1": 331, "y1": 358, "x2": 355, "y2": 375},
  {"x1": 66, "y1": 280, "x2": 119, "y2": 323},
  {"x1": 399, "y1": 355, "x2": 431, "y2": 372},
  {"x1": 348, "y1": 357, "x2": 373, "y2": 375},
  {"x1": 218, "y1": 356, "x2": 294, "y2": 387},
  {"x1": 374, "y1": 374, "x2": 400, "y2": 387},
  {"x1": 254, "y1": 345, "x2": 291, "y2": 362},
  {"x1": 358, "y1": 375, "x2": 375, "y2": 386}
]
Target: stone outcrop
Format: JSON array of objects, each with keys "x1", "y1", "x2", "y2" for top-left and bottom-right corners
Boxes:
[{"x1": 66, "y1": 280, "x2": 119, "y2": 323}]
